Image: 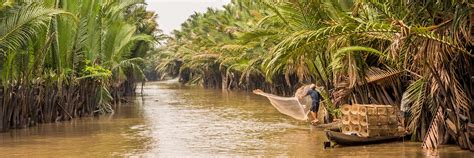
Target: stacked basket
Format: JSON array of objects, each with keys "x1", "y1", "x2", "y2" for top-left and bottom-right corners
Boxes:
[{"x1": 341, "y1": 104, "x2": 401, "y2": 137}]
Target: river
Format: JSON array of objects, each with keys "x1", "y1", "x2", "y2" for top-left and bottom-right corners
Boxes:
[{"x1": 0, "y1": 81, "x2": 470, "y2": 157}]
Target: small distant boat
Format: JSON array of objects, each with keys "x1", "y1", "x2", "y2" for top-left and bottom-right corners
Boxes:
[{"x1": 325, "y1": 130, "x2": 404, "y2": 146}]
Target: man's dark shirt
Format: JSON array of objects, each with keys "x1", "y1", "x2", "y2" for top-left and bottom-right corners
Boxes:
[{"x1": 307, "y1": 89, "x2": 320, "y2": 103}]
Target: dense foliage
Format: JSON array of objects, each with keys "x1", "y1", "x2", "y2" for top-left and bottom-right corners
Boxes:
[
  {"x1": 0, "y1": 0, "x2": 159, "y2": 131},
  {"x1": 156, "y1": 0, "x2": 473, "y2": 150}
]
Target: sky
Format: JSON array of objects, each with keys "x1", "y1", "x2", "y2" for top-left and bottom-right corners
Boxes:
[{"x1": 145, "y1": 0, "x2": 231, "y2": 35}]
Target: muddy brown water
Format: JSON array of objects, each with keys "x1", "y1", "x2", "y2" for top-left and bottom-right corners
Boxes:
[{"x1": 0, "y1": 81, "x2": 471, "y2": 157}]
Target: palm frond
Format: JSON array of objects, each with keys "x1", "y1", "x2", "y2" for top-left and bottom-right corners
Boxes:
[
  {"x1": 364, "y1": 67, "x2": 403, "y2": 85},
  {"x1": 422, "y1": 107, "x2": 444, "y2": 149},
  {"x1": 330, "y1": 46, "x2": 385, "y2": 72},
  {"x1": 0, "y1": 3, "x2": 72, "y2": 52},
  {"x1": 96, "y1": 85, "x2": 113, "y2": 114},
  {"x1": 401, "y1": 78, "x2": 427, "y2": 133}
]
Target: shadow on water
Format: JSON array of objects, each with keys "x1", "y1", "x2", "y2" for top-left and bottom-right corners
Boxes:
[{"x1": 0, "y1": 81, "x2": 471, "y2": 157}]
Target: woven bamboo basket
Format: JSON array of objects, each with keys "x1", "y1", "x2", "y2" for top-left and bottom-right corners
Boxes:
[
  {"x1": 342, "y1": 125, "x2": 351, "y2": 134},
  {"x1": 341, "y1": 104, "x2": 351, "y2": 115},
  {"x1": 360, "y1": 115, "x2": 369, "y2": 126},
  {"x1": 340, "y1": 104, "x2": 401, "y2": 137},
  {"x1": 350, "y1": 105, "x2": 359, "y2": 115},
  {"x1": 350, "y1": 114, "x2": 360, "y2": 125},
  {"x1": 359, "y1": 106, "x2": 367, "y2": 116}
]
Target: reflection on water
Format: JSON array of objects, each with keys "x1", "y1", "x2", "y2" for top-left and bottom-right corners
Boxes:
[{"x1": 0, "y1": 81, "x2": 470, "y2": 157}]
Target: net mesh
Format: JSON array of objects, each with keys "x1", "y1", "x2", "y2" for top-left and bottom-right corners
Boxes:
[{"x1": 253, "y1": 85, "x2": 314, "y2": 121}]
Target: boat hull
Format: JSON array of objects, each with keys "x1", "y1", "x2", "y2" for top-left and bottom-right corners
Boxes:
[{"x1": 325, "y1": 131, "x2": 404, "y2": 146}]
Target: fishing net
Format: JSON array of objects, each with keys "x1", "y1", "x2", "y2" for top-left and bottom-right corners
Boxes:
[{"x1": 253, "y1": 85, "x2": 314, "y2": 121}]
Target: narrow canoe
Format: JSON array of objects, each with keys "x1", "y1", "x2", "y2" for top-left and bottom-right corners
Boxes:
[{"x1": 325, "y1": 130, "x2": 404, "y2": 146}]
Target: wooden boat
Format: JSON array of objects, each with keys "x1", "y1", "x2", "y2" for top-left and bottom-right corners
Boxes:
[{"x1": 325, "y1": 130, "x2": 404, "y2": 146}]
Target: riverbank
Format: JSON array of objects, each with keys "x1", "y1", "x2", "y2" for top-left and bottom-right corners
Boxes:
[
  {"x1": 0, "y1": 0, "x2": 159, "y2": 133},
  {"x1": 0, "y1": 81, "x2": 470, "y2": 157},
  {"x1": 0, "y1": 81, "x2": 101, "y2": 132}
]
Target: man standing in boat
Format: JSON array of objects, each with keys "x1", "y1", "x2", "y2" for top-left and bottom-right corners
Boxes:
[
  {"x1": 306, "y1": 84, "x2": 321, "y2": 125},
  {"x1": 252, "y1": 84, "x2": 323, "y2": 123}
]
